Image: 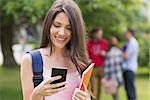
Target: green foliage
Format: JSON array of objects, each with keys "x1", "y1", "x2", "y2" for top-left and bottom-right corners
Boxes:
[
  {"x1": 137, "y1": 33, "x2": 150, "y2": 67},
  {"x1": 76, "y1": 0, "x2": 149, "y2": 67},
  {"x1": 1, "y1": 0, "x2": 52, "y2": 24},
  {"x1": 1, "y1": 0, "x2": 149, "y2": 67},
  {"x1": 1, "y1": 0, "x2": 148, "y2": 34},
  {"x1": 76, "y1": 0, "x2": 148, "y2": 38}
]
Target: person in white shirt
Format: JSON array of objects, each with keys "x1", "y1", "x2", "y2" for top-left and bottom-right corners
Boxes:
[{"x1": 123, "y1": 29, "x2": 139, "y2": 100}]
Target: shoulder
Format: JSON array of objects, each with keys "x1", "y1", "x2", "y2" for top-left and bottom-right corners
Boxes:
[
  {"x1": 87, "y1": 39, "x2": 93, "y2": 44},
  {"x1": 100, "y1": 39, "x2": 108, "y2": 44},
  {"x1": 133, "y1": 38, "x2": 139, "y2": 46},
  {"x1": 21, "y1": 49, "x2": 40, "y2": 67},
  {"x1": 21, "y1": 53, "x2": 32, "y2": 70},
  {"x1": 129, "y1": 38, "x2": 139, "y2": 48},
  {"x1": 20, "y1": 53, "x2": 33, "y2": 80},
  {"x1": 115, "y1": 47, "x2": 122, "y2": 53},
  {"x1": 22, "y1": 48, "x2": 46, "y2": 63},
  {"x1": 102, "y1": 39, "x2": 108, "y2": 42},
  {"x1": 130, "y1": 37, "x2": 138, "y2": 44},
  {"x1": 87, "y1": 40, "x2": 94, "y2": 47},
  {"x1": 21, "y1": 53, "x2": 32, "y2": 64}
]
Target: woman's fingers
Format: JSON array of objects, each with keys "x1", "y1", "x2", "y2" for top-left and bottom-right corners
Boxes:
[
  {"x1": 50, "y1": 85, "x2": 66, "y2": 93},
  {"x1": 75, "y1": 88, "x2": 88, "y2": 97},
  {"x1": 73, "y1": 88, "x2": 91, "y2": 100},
  {"x1": 83, "y1": 83, "x2": 88, "y2": 92},
  {"x1": 44, "y1": 76, "x2": 62, "y2": 84},
  {"x1": 74, "y1": 92, "x2": 85, "y2": 100},
  {"x1": 45, "y1": 85, "x2": 66, "y2": 95},
  {"x1": 44, "y1": 81, "x2": 67, "y2": 96},
  {"x1": 34, "y1": 76, "x2": 67, "y2": 97},
  {"x1": 72, "y1": 95, "x2": 80, "y2": 100},
  {"x1": 50, "y1": 81, "x2": 67, "y2": 89},
  {"x1": 44, "y1": 81, "x2": 67, "y2": 90}
]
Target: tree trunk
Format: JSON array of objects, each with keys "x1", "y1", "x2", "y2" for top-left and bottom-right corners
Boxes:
[{"x1": 0, "y1": 10, "x2": 18, "y2": 68}]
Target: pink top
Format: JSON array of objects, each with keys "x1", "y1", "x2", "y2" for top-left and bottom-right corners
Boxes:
[{"x1": 43, "y1": 66, "x2": 81, "y2": 100}]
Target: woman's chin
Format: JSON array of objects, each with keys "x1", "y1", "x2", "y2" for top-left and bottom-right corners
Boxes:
[{"x1": 54, "y1": 44, "x2": 66, "y2": 49}]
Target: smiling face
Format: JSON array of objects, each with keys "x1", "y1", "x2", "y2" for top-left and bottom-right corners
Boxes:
[
  {"x1": 40, "y1": 0, "x2": 89, "y2": 73},
  {"x1": 50, "y1": 12, "x2": 71, "y2": 49}
]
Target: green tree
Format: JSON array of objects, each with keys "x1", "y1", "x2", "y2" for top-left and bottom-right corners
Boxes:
[
  {"x1": 137, "y1": 33, "x2": 149, "y2": 67},
  {"x1": 0, "y1": 0, "x2": 149, "y2": 68},
  {"x1": 76, "y1": 0, "x2": 148, "y2": 37},
  {"x1": 0, "y1": 0, "x2": 52, "y2": 68},
  {"x1": 76, "y1": 0, "x2": 149, "y2": 67}
]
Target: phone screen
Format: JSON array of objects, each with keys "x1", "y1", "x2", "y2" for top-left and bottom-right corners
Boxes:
[{"x1": 51, "y1": 68, "x2": 67, "y2": 84}]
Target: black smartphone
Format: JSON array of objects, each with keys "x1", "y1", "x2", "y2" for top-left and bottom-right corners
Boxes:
[{"x1": 51, "y1": 68, "x2": 67, "y2": 84}]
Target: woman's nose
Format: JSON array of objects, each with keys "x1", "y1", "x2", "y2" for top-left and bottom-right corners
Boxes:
[{"x1": 58, "y1": 27, "x2": 65, "y2": 36}]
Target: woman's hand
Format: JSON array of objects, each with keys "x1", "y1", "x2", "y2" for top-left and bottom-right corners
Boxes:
[
  {"x1": 72, "y1": 84, "x2": 91, "y2": 100},
  {"x1": 31, "y1": 76, "x2": 67, "y2": 99}
]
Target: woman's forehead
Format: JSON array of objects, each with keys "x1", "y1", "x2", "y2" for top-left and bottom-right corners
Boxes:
[{"x1": 53, "y1": 12, "x2": 70, "y2": 26}]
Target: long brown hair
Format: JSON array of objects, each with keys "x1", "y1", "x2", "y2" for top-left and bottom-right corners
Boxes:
[{"x1": 40, "y1": 0, "x2": 88, "y2": 74}]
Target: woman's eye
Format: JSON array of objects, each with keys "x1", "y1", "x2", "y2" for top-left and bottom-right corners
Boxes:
[
  {"x1": 66, "y1": 26, "x2": 71, "y2": 30},
  {"x1": 53, "y1": 23, "x2": 60, "y2": 27},
  {"x1": 67, "y1": 27, "x2": 71, "y2": 30}
]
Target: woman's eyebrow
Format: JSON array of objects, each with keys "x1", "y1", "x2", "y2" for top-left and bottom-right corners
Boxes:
[
  {"x1": 54, "y1": 20, "x2": 71, "y2": 26},
  {"x1": 53, "y1": 21, "x2": 61, "y2": 25}
]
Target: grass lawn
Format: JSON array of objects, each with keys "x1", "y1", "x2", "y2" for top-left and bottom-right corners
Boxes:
[
  {"x1": 101, "y1": 75, "x2": 150, "y2": 100},
  {"x1": 0, "y1": 66, "x2": 149, "y2": 100},
  {"x1": 0, "y1": 67, "x2": 22, "y2": 100}
]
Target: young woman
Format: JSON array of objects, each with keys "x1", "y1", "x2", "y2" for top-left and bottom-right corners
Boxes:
[
  {"x1": 20, "y1": 0, "x2": 91, "y2": 100},
  {"x1": 102, "y1": 36, "x2": 124, "y2": 100}
]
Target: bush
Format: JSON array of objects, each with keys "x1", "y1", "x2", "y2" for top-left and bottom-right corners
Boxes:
[{"x1": 137, "y1": 33, "x2": 149, "y2": 67}]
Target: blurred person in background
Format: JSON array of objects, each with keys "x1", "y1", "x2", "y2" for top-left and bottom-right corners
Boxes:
[
  {"x1": 123, "y1": 29, "x2": 139, "y2": 100},
  {"x1": 13, "y1": 32, "x2": 32, "y2": 64},
  {"x1": 87, "y1": 27, "x2": 108, "y2": 100},
  {"x1": 102, "y1": 35, "x2": 124, "y2": 100}
]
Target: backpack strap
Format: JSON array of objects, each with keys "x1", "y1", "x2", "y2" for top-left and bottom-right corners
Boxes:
[{"x1": 28, "y1": 50, "x2": 43, "y2": 88}]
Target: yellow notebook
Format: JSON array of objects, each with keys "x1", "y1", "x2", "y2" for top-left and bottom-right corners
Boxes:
[{"x1": 79, "y1": 63, "x2": 94, "y2": 91}]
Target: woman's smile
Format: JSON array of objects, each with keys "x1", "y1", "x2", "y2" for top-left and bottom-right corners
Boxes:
[{"x1": 56, "y1": 36, "x2": 67, "y2": 42}]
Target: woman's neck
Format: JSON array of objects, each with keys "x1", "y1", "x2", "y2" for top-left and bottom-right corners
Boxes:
[
  {"x1": 46, "y1": 46, "x2": 69, "y2": 58},
  {"x1": 53, "y1": 47, "x2": 68, "y2": 57}
]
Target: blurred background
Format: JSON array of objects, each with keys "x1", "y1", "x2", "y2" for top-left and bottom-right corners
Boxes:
[{"x1": 0, "y1": 0, "x2": 149, "y2": 100}]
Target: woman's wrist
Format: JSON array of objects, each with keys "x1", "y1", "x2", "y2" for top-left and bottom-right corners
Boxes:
[{"x1": 30, "y1": 88, "x2": 43, "y2": 100}]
